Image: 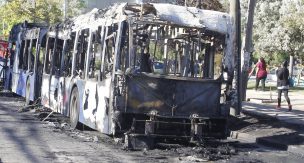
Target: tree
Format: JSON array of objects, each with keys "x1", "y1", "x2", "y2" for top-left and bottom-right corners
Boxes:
[
  {"x1": 176, "y1": 0, "x2": 224, "y2": 11},
  {"x1": 0, "y1": 0, "x2": 85, "y2": 39},
  {"x1": 250, "y1": 0, "x2": 304, "y2": 71}
]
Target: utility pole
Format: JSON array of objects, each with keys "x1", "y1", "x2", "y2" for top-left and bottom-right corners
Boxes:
[
  {"x1": 33, "y1": 0, "x2": 36, "y2": 23},
  {"x1": 64, "y1": 0, "x2": 67, "y2": 21},
  {"x1": 241, "y1": 0, "x2": 256, "y2": 101},
  {"x1": 230, "y1": 0, "x2": 242, "y2": 116}
]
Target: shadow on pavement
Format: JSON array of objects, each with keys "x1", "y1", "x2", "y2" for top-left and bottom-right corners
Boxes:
[
  {"x1": 241, "y1": 102, "x2": 304, "y2": 150},
  {"x1": 0, "y1": 101, "x2": 55, "y2": 162}
]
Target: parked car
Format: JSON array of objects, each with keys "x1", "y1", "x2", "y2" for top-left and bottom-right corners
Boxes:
[{"x1": 153, "y1": 61, "x2": 164, "y2": 74}]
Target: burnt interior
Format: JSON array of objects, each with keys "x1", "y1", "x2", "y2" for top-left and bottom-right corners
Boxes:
[{"x1": 111, "y1": 19, "x2": 229, "y2": 140}]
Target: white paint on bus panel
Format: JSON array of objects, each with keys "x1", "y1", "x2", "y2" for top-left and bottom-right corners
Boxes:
[
  {"x1": 16, "y1": 72, "x2": 27, "y2": 97},
  {"x1": 57, "y1": 76, "x2": 71, "y2": 116},
  {"x1": 81, "y1": 77, "x2": 112, "y2": 134},
  {"x1": 29, "y1": 72, "x2": 35, "y2": 101},
  {"x1": 11, "y1": 36, "x2": 22, "y2": 94},
  {"x1": 49, "y1": 76, "x2": 59, "y2": 110},
  {"x1": 11, "y1": 72, "x2": 18, "y2": 93},
  {"x1": 81, "y1": 80, "x2": 98, "y2": 129},
  {"x1": 73, "y1": 79, "x2": 85, "y2": 123},
  {"x1": 41, "y1": 75, "x2": 50, "y2": 107}
]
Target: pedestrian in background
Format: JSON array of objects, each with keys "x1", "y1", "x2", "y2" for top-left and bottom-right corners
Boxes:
[
  {"x1": 276, "y1": 60, "x2": 292, "y2": 111},
  {"x1": 250, "y1": 57, "x2": 268, "y2": 91}
]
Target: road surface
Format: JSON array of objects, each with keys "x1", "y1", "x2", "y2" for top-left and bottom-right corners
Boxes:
[{"x1": 1, "y1": 92, "x2": 304, "y2": 163}]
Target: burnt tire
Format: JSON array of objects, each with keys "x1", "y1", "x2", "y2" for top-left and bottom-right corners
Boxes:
[
  {"x1": 69, "y1": 87, "x2": 81, "y2": 129},
  {"x1": 25, "y1": 80, "x2": 31, "y2": 106}
]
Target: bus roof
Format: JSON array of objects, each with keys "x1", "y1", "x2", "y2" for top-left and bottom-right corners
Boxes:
[{"x1": 70, "y1": 3, "x2": 232, "y2": 35}]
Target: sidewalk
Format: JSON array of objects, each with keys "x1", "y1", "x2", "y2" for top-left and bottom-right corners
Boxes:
[
  {"x1": 240, "y1": 89, "x2": 304, "y2": 155},
  {"x1": 243, "y1": 89, "x2": 304, "y2": 126}
]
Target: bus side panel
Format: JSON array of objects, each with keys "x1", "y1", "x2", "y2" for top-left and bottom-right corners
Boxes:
[
  {"x1": 41, "y1": 74, "x2": 50, "y2": 107},
  {"x1": 49, "y1": 76, "x2": 60, "y2": 111},
  {"x1": 29, "y1": 73, "x2": 35, "y2": 101},
  {"x1": 58, "y1": 77, "x2": 72, "y2": 116},
  {"x1": 16, "y1": 71, "x2": 27, "y2": 97},
  {"x1": 96, "y1": 78, "x2": 112, "y2": 134},
  {"x1": 11, "y1": 71, "x2": 19, "y2": 94},
  {"x1": 81, "y1": 80, "x2": 98, "y2": 129},
  {"x1": 82, "y1": 78, "x2": 112, "y2": 134},
  {"x1": 73, "y1": 79, "x2": 85, "y2": 123}
]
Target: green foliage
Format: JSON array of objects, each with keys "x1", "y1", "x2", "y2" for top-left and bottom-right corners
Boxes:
[
  {"x1": 149, "y1": 42, "x2": 163, "y2": 60},
  {"x1": 270, "y1": 52, "x2": 289, "y2": 66},
  {"x1": 185, "y1": 0, "x2": 224, "y2": 11},
  {"x1": 0, "y1": 0, "x2": 85, "y2": 40},
  {"x1": 242, "y1": 0, "x2": 304, "y2": 66}
]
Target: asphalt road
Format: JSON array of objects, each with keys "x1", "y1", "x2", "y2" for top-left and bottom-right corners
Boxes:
[
  {"x1": 0, "y1": 93, "x2": 142, "y2": 163},
  {"x1": 1, "y1": 92, "x2": 304, "y2": 163}
]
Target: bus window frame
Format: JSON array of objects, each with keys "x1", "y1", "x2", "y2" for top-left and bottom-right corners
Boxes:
[
  {"x1": 84, "y1": 29, "x2": 93, "y2": 80},
  {"x1": 87, "y1": 26, "x2": 104, "y2": 81},
  {"x1": 61, "y1": 35, "x2": 75, "y2": 77},
  {"x1": 74, "y1": 29, "x2": 89, "y2": 79},
  {"x1": 28, "y1": 38, "x2": 38, "y2": 72},
  {"x1": 18, "y1": 40, "x2": 25, "y2": 70},
  {"x1": 43, "y1": 36, "x2": 55, "y2": 75},
  {"x1": 23, "y1": 39, "x2": 30, "y2": 71},
  {"x1": 52, "y1": 38, "x2": 64, "y2": 77}
]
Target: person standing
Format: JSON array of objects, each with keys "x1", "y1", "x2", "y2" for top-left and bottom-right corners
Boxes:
[
  {"x1": 276, "y1": 60, "x2": 292, "y2": 111},
  {"x1": 250, "y1": 57, "x2": 268, "y2": 91}
]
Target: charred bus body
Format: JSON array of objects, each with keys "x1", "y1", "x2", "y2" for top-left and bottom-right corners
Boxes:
[
  {"x1": 7, "y1": 3, "x2": 235, "y2": 148},
  {"x1": 4, "y1": 22, "x2": 47, "y2": 104}
]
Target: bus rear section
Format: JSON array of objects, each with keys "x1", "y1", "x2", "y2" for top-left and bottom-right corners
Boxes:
[
  {"x1": 122, "y1": 74, "x2": 228, "y2": 148},
  {"x1": 106, "y1": 3, "x2": 234, "y2": 148}
]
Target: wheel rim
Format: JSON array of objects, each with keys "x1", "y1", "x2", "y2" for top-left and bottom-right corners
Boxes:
[{"x1": 70, "y1": 90, "x2": 79, "y2": 128}]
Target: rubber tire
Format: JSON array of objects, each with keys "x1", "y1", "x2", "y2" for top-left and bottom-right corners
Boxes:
[
  {"x1": 69, "y1": 87, "x2": 81, "y2": 129},
  {"x1": 25, "y1": 80, "x2": 31, "y2": 106}
]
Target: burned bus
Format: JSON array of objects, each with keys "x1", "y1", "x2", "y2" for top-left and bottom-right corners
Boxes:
[
  {"x1": 4, "y1": 22, "x2": 47, "y2": 104},
  {"x1": 8, "y1": 3, "x2": 235, "y2": 148}
]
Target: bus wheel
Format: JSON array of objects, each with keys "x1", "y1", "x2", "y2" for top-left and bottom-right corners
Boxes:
[
  {"x1": 25, "y1": 80, "x2": 31, "y2": 106},
  {"x1": 69, "y1": 87, "x2": 80, "y2": 129}
]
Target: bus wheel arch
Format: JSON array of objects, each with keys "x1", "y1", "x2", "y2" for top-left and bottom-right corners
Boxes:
[{"x1": 69, "y1": 85, "x2": 81, "y2": 129}]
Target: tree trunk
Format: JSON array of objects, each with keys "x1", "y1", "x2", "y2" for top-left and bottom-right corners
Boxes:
[{"x1": 241, "y1": 0, "x2": 256, "y2": 101}]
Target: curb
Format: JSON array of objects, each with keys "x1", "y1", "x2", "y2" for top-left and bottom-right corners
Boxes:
[
  {"x1": 287, "y1": 145, "x2": 304, "y2": 157},
  {"x1": 241, "y1": 109, "x2": 278, "y2": 120},
  {"x1": 230, "y1": 131, "x2": 256, "y2": 143},
  {"x1": 231, "y1": 131, "x2": 286, "y2": 149},
  {"x1": 256, "y1": 137, "x2": 287, "y2": 150},
  {"x1": 242, "y1": 108, "x2": 304, "y2": 129},
  {"x1": 231, "y1": 131, "x2": 304, "y2": 155}
]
